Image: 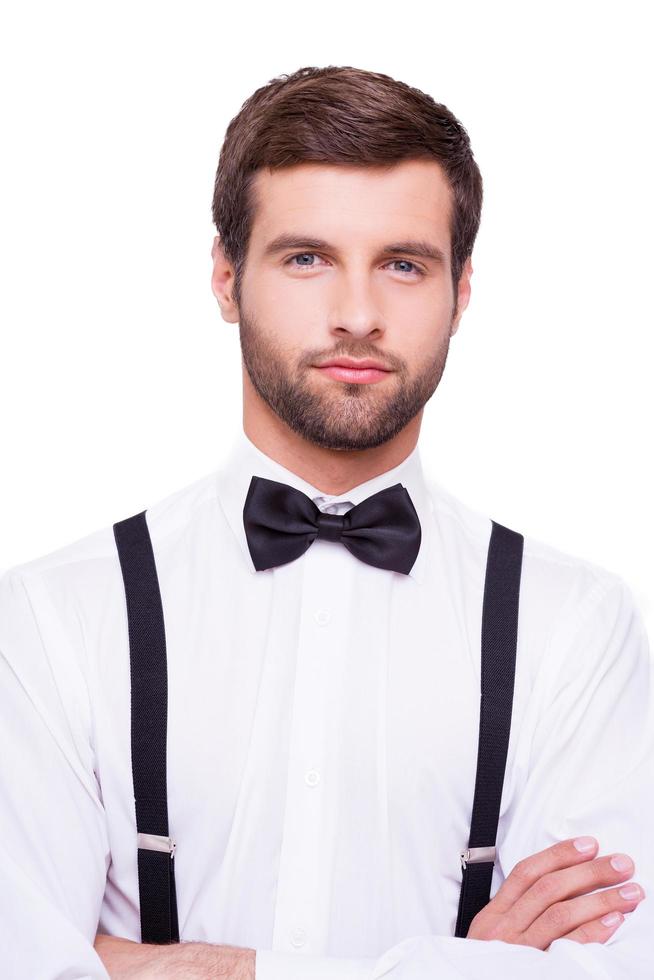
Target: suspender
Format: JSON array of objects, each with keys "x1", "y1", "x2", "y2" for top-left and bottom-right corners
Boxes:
[
  {"x1": 113, "y1": 512, "x2": 523, "y2": 944},
  {"x1": 454, "y1": 520, "x2": 524, "y2": 937},
  {"x1": 113, "y1": 511, "x2": 179, "y2": 945}
]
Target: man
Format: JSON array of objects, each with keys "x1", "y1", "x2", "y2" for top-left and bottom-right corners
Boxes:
[{"x1": 1, "y1": 65, "x2": 651, "y2": 979}]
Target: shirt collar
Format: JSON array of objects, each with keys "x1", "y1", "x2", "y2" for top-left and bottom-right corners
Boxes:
[{"x1": 215, "y1": 429, "x2": 432, "y2": 584}]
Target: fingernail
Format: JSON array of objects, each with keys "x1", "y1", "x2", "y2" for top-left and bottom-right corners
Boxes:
[
  {"x1": 601, "y1": 911, "x2": 622, "y2": 927},
  {"x1": 619, "y1": 884, "x2": 642, "y2": 900},
  {"x1": 574, "y1": 837, "x2": 597, "y2": 852},
  {"x1": 611, "y1": 854, "x2": 633, "y2": 872}
]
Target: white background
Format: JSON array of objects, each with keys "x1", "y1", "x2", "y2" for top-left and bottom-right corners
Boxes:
[{"x1": 1, "y1": 1, "x2": 652, "y2": 638}]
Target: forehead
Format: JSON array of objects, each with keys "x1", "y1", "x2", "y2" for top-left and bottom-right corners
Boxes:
[{"x1": 248, "y1": 159, "x2": 453, "y2": 251}]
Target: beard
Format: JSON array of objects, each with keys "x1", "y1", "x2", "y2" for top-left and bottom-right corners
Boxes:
[{"x1": 238, "y1": 305, "x2": 453, "y2": 452}]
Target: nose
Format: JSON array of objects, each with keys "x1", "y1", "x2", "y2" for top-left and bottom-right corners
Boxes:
[{"x1": 327, "y1": 269, "x2": 385, "y2": 339}]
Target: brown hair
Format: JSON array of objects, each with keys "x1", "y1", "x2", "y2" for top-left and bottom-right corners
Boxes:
[{"x1": 212, "y1": 65, "x2": 483, "y2": 307}]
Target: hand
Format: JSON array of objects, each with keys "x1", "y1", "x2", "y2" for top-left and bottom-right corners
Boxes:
[{"x1": 467, "y1": 836, "x2": 646, "y2": 948}]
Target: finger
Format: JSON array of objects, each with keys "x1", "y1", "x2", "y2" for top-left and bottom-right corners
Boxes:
[
  {"x1": 490, "y1": 837, "x2": 599, "y2": 913},
  {"x1": 507, "y1": 852, "x2": 639, "y2": 933},
  {"x1": 523, "y1": 882, "x2": 645, "y2": 949},
  {"x1": 557, "y1": 910, "x2": 625, "y2": 945}
]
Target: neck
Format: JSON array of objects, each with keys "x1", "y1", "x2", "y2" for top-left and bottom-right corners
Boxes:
[{"x1": 243, "y1": 397, "x2": 422, "y2": 497}]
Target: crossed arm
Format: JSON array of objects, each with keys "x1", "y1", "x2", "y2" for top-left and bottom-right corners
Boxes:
[
  {"x1": 93, "y1": 933, "x2": 256, "y2": 979},
  {"x1": 92, "y1": 835, "x2": 645, "y2": 978}
]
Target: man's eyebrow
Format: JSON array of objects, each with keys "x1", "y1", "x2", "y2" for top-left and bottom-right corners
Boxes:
[{"x1": 262, "y1": 234, "x2": 446, "y2": 264}]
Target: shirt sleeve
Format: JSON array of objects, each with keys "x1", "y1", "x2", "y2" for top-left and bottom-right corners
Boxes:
[
  {"x1": 0, "y1": 567, "x2": 112, "y2": 979},
  {"x1": 256, "y1": 575, "x2": 654, "y2": 980}
]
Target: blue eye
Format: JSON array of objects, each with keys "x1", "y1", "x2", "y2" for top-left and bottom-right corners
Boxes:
[
  {"x1": 388, "y1": 259, "x2": 423, "y2": 276},
  {"x1": 284, "y1": 253, "x2": 424, "y2": 276},
  {"x1": 285, "y1": 253, "x2": 322, "y2": 268}
]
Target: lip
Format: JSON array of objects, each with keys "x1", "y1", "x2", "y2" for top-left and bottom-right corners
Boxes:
[
  {"x1": 315, "y1": 363, "x2": 391, "y2": 384},
  {"x1": 316, "y1": 358, "x2": 391, "y2": 371}
]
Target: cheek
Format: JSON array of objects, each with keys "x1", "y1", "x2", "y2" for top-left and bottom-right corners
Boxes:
[
  {"x1": 397, "y1": 317, "x2": 452, "y2": 377},
  {"x1": 386, "y1": 279, "x2": 453, "y2": 318},
  {"x1": 251, "y1": 273, "x2": 326, "y2": 342},
  {"x1": 389, "y1": 300, "x2": 451, "y2": 353},
  {"x1": 245, "y1": 303, "x2": 311, "y2": 359},
  {"x1": 256, "y1": 266, "x2": 321, "y2": 309}
]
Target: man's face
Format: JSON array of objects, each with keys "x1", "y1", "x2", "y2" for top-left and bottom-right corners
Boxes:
[{"x1": 214, "y1": 159, "x2": 471, "y2": 451}]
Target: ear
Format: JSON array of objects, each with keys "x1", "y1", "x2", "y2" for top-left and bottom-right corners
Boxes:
[
  {"x1": 450, "y1": 257, "x2": 473, "y2": 336},
  {"x1": 211, "y1": 236, "x2": 240, "y2": 323}
]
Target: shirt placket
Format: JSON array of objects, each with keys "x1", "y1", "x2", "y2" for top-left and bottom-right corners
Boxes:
[{"x1": 271, "y1": 499, "x2": 354, "y2": 955}]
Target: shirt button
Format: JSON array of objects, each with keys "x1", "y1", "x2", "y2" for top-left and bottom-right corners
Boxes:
[
  {"x1": 290, "y1": 926, "x2": 307, "y2": 947},
  {"x1": 314, "y1": 609, "x2": 331, "y2": 626},
  {"x1": 305, "y1": 769, "x2": 321, "y2": 787}
]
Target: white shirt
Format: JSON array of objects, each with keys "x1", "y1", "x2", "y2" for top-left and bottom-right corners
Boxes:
[{"x1": 1, "y1": 428, "x2": 652, "y2": 980}]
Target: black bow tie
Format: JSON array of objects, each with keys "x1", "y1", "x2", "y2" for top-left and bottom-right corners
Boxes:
[{"x1": 243, "y1": 475, "x2": 421, "y2": 575}]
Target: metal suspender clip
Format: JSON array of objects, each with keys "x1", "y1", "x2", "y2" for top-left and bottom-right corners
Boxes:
[
  {"x1": 460, "y1": 845, "x2": 496, "y2": 870},
  {"x1": 137, "y1": 832, "x2": 177, "y2": 858}
]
